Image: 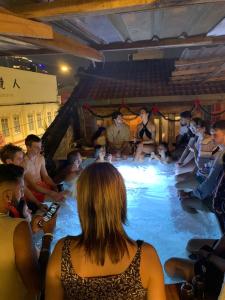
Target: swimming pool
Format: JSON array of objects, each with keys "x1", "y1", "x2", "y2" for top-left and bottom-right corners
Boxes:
[{"x1": 51, "y1": 159, "x2": 221, "y2": 284}]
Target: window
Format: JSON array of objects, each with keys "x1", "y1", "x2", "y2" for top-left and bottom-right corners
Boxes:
[
  {"x1": 13, "y1": 115, "x2": 21, "y2": 134},
  {"x1": 27, "y1": 114, "x2": 34, "y2": 131},
  {"x1": 1, "y1": 118, "x2": 10, "y2": 136},
  {"x1": 47, "y1": 112, "x2": 52, "y2": 124},
  {"x1": 37, "y1": 113, "x2": 42, "y2": 129}
]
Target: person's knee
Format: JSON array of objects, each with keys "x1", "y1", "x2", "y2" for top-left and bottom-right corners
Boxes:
[
  {"x1": 175, "y1": 182, "x2": 182, "y2": 190},
  {"x1": 186, "y1": 239, "x2": 197, "y2": 253},
  {"x1": 136, "y1": 144, "x2": 142, "y2": 152},
  {"x1": 164, "y1": 258, "x2": 177, "y2": 276}
]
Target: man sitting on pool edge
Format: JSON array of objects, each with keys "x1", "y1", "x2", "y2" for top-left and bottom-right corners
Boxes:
[
  {"x1": 106, "y1": 111, "x2": 131, "y2": 160},
  {"x1": 23, "y1": 134, "x2": 66, "y2": 204}
]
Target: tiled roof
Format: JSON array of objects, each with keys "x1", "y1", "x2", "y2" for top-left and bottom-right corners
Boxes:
[{"x1": 74, "y1": 59, "x2": 225, "y2": 100}]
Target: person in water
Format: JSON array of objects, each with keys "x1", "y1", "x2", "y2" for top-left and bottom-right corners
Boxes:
[{"x1": 134, "y1": 107, "x2": 156, "y2": 161}]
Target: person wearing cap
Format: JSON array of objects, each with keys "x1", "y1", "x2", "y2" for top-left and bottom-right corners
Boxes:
[{"x1": 106, "y1": 112, "x2": 131, "y2": 160}]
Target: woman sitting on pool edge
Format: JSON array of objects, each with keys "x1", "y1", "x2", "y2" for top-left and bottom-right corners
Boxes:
[
  {"x1": 45, "y1": 162, "x2": 166, "y2": 300},
  {"x1": 134, "y1": 107, "x2": 156, "y2": 162}
]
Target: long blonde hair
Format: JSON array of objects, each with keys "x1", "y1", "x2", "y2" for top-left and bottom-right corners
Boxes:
[{"x1": 76, "y1": 162, "x2": 132, "y2": 265}]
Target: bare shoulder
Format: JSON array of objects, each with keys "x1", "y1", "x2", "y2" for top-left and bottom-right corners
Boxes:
[
  {"x1": 14, "y1": 219, "x2": 30, "y2": 234},
  {"x1": 141, "y1": 242, "x2": 158, "y2": 260},
  {"x1": 52, "y1": 237, "x2": 67, "y2": 254},
  {"x1": 141, "y1": 242, "x2": 162, "y2": 270},
  {"x1": 39, "y1": 154, "x2": 45, "y2": 163},
  {"x1": 52, "y1": 236, "x2": 79, "y2": 255}
]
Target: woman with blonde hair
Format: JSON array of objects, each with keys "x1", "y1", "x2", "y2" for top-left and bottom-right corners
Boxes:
[{"x1": 46, "y1": 162, "x2": 166, "y2": 300}]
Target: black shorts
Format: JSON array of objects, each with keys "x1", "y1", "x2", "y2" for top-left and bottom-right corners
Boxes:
[{"x1": 194, "y1": 259, "x2": 223, "y2": 297}]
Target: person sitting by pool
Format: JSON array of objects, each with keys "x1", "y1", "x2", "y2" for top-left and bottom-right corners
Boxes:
[
  {"x1": 0, "y1": 164, "x2": 56, "y2": 300},
  {"x1": 54, "y1": 150, "x2": 82, "y2": 184},
  {"x1": 134, "y1": 107, "x2": 156, "y2": 161},
  {"x1": 164, "y1": 234, "x2": 225, "y2": 298},
  {"x1": 24, "y1": 134, "x2": 65, "y2": 203},
  {"x1": 175, "y1": 118, "x2": 199, "y2": 176},
  {"x1": 150, "y1": 142, "x2": 172, "y2": 164},
  {"x1": 172, "y1": 110, "x2": 193, "y2": 160},
  {"x1": 179, "y1": 120, "x2": 225, "y2": 213},
  {"x1": 0, "y1": 143, "x2": 48, "y2": 213},
  {"x1": 45, "y1": 162, "x2": 166, "y2": 300},
  {"x1": 95, "y1": 146, "x2": 112, "y2": 163},
  {"x1": 106, "y1": 111, "x2": 131, "y2": 160},
  {"x1": 176, "y1": 119, "x2": 217, "y2": 191}
]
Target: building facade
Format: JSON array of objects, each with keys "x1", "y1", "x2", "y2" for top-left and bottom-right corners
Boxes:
[{"x1": 0, "y1": 66, "x2": 60, "y2": 148}]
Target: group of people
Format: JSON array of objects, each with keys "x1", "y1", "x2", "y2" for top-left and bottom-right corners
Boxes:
[
  {"x1": 0, "y1": 133, "x2": 166, "y2": 299},
  {"x1": 93, "y1": 107, "x2": 171, "y2": 164},
  {"x1": 1, "y1": 109, "x2": 225, "y2": 299},
  {"x1": 166, "y1": 112, "x2": 225, "y2": 299}
]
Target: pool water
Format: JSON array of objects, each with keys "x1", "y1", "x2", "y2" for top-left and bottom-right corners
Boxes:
[{"x1": 50, "y1": 159, "x2": 221, "y2": 284}]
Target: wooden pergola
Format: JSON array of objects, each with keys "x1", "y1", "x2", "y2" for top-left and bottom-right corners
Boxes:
[{"x1": 1, "y1": 1, "x2": 225, "y2": 299}]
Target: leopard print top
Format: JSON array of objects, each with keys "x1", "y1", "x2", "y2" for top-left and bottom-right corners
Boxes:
[{"x1": 61, "y1": 238, "x2": 147, "y2": 300}]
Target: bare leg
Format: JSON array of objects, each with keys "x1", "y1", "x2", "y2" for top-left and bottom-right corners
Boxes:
[
  {"x1": 181, "y1": 198, "x2": 209, "y2": 213},
  {"x1": 164, "y1": 258, "x2": 195, "y2": 282},
  {"x1": 134, "y1": 143, "x2": 155, "y2": 161},
  {"x1": 175, "y1": 176, "x2": 199, "y2": 191},
  {"x1": 134, "y1": 143, "x2": 144, "y2": 161},
  {"x1": 175, "y1": 172, "x2": 194, "y2": 183}
]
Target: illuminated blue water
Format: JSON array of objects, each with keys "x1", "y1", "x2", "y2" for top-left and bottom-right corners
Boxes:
[{"x1": 51, "y1": 159, "x2": 221, "y2": 284}]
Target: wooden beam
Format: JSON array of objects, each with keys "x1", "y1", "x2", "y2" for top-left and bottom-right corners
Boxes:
[
  {"x1": 0, "y1": 11, "x2": 53, "y2": 39},
  {"x1": 77, "y1": 93, "x2": 225, "y2": 106},
  {"x1": 176, "y1": 56, "x2": 225, "y2": 68},
  {"x1": 205, "y1": 62, "x2": 225, "y2": 81},
  {"x1": 207, "y1": 75, "x2": 225, "y2": 82},
  {"x1": 17, "y1": 31, "x2": 103, "y2": 61},
  {"x1": 96, "y1": 35, "x2": 225, "y2": 51},
  {"x1": 9, "y1": 0, "x2": 225, "y2": 19},
  {"x1": 171, "y1": 75, "x2": 206, "y2": 82},
  {"x1": 172, "y1": 66, "x2": 217, "y2": 76},
  {"x1": 0, "y1": 48, "x2": 59, "y2": 57}
]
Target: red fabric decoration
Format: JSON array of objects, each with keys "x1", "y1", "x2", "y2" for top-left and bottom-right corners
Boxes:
[
  {"x1": 82, "y1": 103, "x2": 91, "y2": 110},
  {"x1": 194, "y1": 99, "x2": 201, "y2": 112},
  {"x1": 152, "y1": 104, "x2": 159, "y2": 115}
]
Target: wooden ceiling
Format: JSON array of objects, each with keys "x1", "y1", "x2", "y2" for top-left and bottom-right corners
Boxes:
[{"x1": 1, "y1": 0, "x2": 225, "y2": 83}]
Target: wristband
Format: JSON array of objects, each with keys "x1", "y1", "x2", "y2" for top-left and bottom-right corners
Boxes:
[
  {"x1": 41, "y1": 248, "x2": 50, "y2": 253},
  {"x1": 42, "y1": 233, "x2": 54, "y2": 241},
  {"x1": 43, "y1": 233, "x2": 54, "y2": 237}
]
